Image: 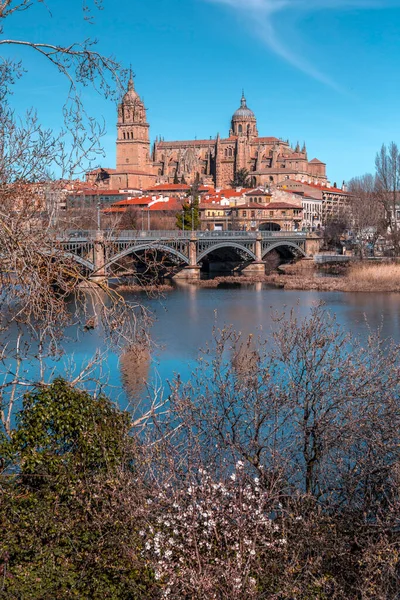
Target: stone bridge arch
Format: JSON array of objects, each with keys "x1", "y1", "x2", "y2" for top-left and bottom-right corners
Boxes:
[{"x1": 197, "y1": 242, "x2": 257, "y2": 264}]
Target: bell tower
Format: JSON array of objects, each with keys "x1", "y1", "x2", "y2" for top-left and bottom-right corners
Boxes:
[{"x1": 116, "y1": 73, "x2": 152, "y2": 173}]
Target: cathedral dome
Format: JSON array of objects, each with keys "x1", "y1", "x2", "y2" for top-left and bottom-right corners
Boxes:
[{"x1": 232, "y1": 93, "x2": 256, "y2": 121}]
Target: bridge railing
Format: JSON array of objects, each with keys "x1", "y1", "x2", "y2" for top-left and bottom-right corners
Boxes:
[{"x1": 58, "y1": 229, "x2": 307, "y2": 242}]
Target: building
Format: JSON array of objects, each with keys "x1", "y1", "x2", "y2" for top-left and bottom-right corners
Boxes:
[
  {"x1": 92, "y1": 78, "x2": 329, "y2": 191},
  {"x1": 200, "y1": 186, "x2": 302, "y2": 231},
  {"x1": 278, "y1": 180, "x2": 351, "y2": 225},
  {"x1": 153, "y1": 92, "x2": 327, "y2": 189}
]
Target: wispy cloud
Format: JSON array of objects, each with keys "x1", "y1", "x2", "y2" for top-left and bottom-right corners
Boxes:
[{"x1": 205, "y1": 0, "x2": 399, "y2": 89}]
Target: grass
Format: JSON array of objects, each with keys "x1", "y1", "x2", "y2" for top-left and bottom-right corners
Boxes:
[{"x1": 346, "y1": 262, "x2": 400, "y2": 291}]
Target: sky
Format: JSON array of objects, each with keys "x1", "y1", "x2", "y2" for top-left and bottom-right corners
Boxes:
[{"x1": 4, "y1": 0, "x2": 400, "y2": 184}]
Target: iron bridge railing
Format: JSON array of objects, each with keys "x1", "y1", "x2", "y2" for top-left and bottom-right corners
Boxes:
[{"x1": 57, "y1": 230, "x2": 307, "y2": 242}]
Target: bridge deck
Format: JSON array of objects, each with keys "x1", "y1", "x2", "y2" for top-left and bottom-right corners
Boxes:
[{"x1": 59, "y1": 230, "x2": 307, "y2": 242}]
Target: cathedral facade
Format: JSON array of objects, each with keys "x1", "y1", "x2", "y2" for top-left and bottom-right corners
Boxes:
[{"x1": 105, "y1": 78, "x2": 328, "y2": 190}]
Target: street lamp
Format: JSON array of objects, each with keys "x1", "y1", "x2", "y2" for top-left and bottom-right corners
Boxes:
[
  {"x1": 182, "y1": 209, "x2": 185, "y2": 234},
  {"x1": 191, "y1": 206, "x2": 194, "y2": 232},
  {"x1": 147, "y1": 208, "x2": 150, "y2": 231},
  {"x1": 141, "y1": 208, "x2": 144, "y2": 231}
]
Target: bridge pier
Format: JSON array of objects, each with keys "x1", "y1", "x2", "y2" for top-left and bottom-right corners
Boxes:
[
  {"x1": 305, "y1": 234, "x2": 322, "y2": 257},
  {"x1": 241, "y1": 235, "x2": 266, "y2": 276},
  {"x1": 91, "y1": 232, "x2": 107, "y2": 283},
  {"x1": 173, "y1": 233, "x2": 201, "y2": 280}
]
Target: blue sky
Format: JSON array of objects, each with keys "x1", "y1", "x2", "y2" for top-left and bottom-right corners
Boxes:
[{"x1": 5, "y1": 0, "x2": 400, "y2": 184}]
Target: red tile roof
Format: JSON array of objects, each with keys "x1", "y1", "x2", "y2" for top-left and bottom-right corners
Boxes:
[
  {"x1": 303, "y1": 182, "x2": 351, "y2": 195},
  {"x1": 112, "y1": 196, "x2": 154, "y2": 206},
  {"x1": 149, "y1": 199, "x2": 182, "y2": 211}
]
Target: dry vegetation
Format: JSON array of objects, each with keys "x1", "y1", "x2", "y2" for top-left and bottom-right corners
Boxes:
[{"x1": 260, "y1": 260, "x2": 400, "y2": 293}]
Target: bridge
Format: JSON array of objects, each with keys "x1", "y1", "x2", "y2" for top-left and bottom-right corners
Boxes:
[{"x1": 58, "y1": 230, "x2": 321, "y2": 280}]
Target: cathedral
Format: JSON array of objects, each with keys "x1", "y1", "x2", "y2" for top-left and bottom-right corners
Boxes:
[{"x1": 99, "y1": 76, "x2": 328, "y2": 190}]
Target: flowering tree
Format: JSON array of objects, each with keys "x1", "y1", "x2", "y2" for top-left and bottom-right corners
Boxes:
[{"x1": 142, "y1": 463, "x2": 286, "y2": 599}]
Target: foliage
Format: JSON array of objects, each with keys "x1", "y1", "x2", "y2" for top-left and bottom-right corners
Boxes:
[
  {"x1": 0, "y1": 378, "x2": 155, "y2": 599},
  {"x1": 230, "y1": 168, "x2": 252, "y2": 188},
  {"x1": 3, "y1": 378, "x2": 130, "y2": 479},
  {"x1": 176, "y1": 175, "x2": 201, "y2": 230},
  {"x1": 2, "y1": 311, "x2": 400, "y2": 597}
]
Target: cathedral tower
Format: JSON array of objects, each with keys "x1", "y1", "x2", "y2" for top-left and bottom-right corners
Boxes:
[{"x1": 116, "y1": 73, "x2": 152, "y2": 175}]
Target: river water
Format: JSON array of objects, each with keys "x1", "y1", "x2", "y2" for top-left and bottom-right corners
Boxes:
[{"x1": 52, "y1": 283, "x2": 400, "y2": 404}]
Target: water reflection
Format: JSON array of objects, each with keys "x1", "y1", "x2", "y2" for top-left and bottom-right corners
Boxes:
[
  {"x1": 120, "y1": 346, "x2": 150, "y2": 398},
  {"x1": 4, "y1": 285, "x2": 400, "y2": 404}
]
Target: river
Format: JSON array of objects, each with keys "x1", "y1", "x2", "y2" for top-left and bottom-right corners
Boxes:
[{"x1": 49, "y1": 283, "x2": 400, "y2": 404}]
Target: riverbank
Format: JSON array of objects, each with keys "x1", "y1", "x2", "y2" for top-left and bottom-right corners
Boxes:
[
  {"x1": 271, "y1": 261, "x2": 400, "y2": 292},
  {"x1": 189, "y1": 261, "x2": 400, "y2": 293},
  {"x1": 115, "y1": 261, "x2": 400, "y2": 293}
]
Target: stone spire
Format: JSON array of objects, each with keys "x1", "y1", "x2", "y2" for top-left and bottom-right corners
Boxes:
[{"x1": 128, "y1": 65, "x2": 135, "y2": 91}]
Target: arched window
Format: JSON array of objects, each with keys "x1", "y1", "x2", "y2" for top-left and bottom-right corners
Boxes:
[
  {"x1": 228, "y1": 148, "x2": 233, "y2": 158},
  {"x1": 225, "y1": 148, "x2": 228, "y2": 158},
  {"x1": 123, "y1": 132, "x2": 126, "y2": 140},
  {"x1": 238, "y1": 125, "x2": 243, "y2": 133}
]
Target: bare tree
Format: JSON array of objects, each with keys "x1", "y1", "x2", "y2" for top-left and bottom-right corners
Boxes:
[
  {"x1": 0, "y1": 1, "x2": 152, "y2": 439},
  {"x1": 348, "y1": 173, "x2": 386, "y2": 257},
  {"x1": 375, "y1": 142, "x2": 400, "y2": 254}
]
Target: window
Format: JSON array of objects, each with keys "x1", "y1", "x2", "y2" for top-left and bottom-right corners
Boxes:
[
  {"x1": 243, "y1": 211, "x2": 247, "y2": 217},
  {"x1": 238, "y1": 125, "x2": 243, "y2": 133},
  {"x1": 270, "y1": 211, "x2": 273, "y2": 217},
  {"x1": 251, "y1": 211, "x2": 255, "y2": 218},
  {"x1": 396, "y1": 210, "x2": 400, "y2": 220},
  {"x1": 282, "y1": 211, "x2": 286, "y2": 216},
  {"x1": 126, "y1": 158, "x2": 129, "y2": 163}
]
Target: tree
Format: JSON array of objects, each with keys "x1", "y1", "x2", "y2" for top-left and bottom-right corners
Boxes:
[
  {"x1": 0, "y1": 379, "x2": 155, "y2": 598},
  {"x1": 181, "y1": 174, "x2": 187, "y2": 184},
  {"x1": 322, "y1": 213, "x2": 348, "y2": 250},
  {"x1": 0, "y1": 1, "x2": 143, "y2": 442},
  {"x1": 375, "y1": 142, "x2": 400, "y2": 254},
  {"x1": 348, "y1": 173, "x2": 386, "y2": 257},
  {"x1": 176, "y1": 174, "x2": 201, "y2": 230},
  {"x1": 173, "y1": 169, "x2": 179, "y2": 184},
  {"x1": 230, "y1": 168, "x2": 252, "y2": 189}
]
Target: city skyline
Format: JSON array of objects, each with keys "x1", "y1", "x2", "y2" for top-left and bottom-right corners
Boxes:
[{"x1": 6, "y1": 0, "x2": 400, "y2": 184}]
